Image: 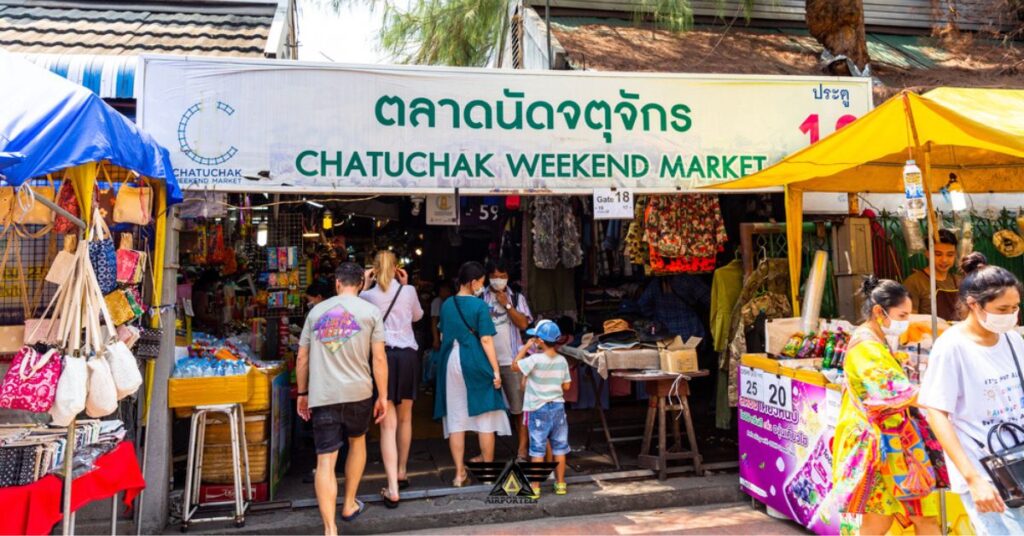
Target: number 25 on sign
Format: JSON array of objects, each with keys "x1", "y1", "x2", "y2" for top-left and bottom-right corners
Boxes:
[{"x1": 800, "y1": 114, "x2": 857, "y2": 144}]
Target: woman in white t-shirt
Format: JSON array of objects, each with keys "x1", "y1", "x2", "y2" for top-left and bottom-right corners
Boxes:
[
  {"x1": 360, "y1": 251, "x2": 424, "y2": 507},
  {"x1": 920, "y1": 252, "x2": 1024, "y2": 535}
]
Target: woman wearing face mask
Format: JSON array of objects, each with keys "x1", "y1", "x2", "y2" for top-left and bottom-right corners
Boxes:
[
  {"x1": 832, "y1": 276, "x2": 940, "y2": 535},
  {"x1": 920, "y1": 253, "x2": 1024, "y2": 535},
  {"x1": 434, "y1": 261, "x2": 509, "y2": 487}
]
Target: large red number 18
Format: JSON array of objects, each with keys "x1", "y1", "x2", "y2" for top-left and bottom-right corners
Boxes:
[{"x1": 800, "y1": 114, "x2": 857, "y2": 144}]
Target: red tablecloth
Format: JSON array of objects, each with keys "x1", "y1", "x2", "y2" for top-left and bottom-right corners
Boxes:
[{"x1": 0, "y1": 441, "x2": 146, "y2": 535}]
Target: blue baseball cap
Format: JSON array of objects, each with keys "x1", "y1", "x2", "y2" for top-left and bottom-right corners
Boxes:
[{"x1": 526, "y1": 320, "x2": 562, "y2": 343}]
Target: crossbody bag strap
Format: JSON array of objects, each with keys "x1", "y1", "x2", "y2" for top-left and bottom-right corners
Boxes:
[
  {"x1": 960, "y1": 334, "x2": 1024, "y2": 453},
  {"x1": 452, "y1": 297, "x2": 479, "y2": 339},
  {"x1": 382, "y1": 284, "x2": 403, "y2": 323}
]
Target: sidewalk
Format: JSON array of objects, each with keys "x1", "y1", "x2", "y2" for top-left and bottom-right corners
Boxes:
[{"x1": 169, "y1": 473, "x2": 746, "y2": 534}]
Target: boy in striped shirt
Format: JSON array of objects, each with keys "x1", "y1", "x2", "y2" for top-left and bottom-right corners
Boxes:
[{"x1": 513, "y1": 320, "x2": 572, "y2": 497}]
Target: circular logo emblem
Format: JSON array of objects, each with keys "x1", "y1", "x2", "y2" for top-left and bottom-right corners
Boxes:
[{"x1": 178, "y1": 101, "x2": 239, "y2": 166}]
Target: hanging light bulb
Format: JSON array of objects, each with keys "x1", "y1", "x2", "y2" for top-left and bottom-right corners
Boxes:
[
  {"x1": 322, "y1": 210, "x2": 333, "y2": 230},
  {"x1": 946, "y1": 173, "x2": 968, "y2": 212},
  {"x1": 256, "y1": 222, "x2": 269, "y2": 246}
]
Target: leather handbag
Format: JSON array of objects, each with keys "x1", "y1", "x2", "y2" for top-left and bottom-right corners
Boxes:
[
  {"x1": 88, "y1": 207, "x2": 118, "y2": 295},
  {"x1": 12, "y1": 176, "x2": 55, "y2": 226},
  {"x1": 0, "y1": 187, "x2": 14, "y2": 225},
  {"x1": 113, "y1": 175, "x2": 152, "y2": 225},
  {"x1": 53, "y1": 176, "x2": 80, "y2": 234}
]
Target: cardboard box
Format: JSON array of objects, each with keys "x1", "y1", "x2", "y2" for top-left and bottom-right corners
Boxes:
[
  {"x1": 658, "y1": 336, "x2": 701, "y2": 373},
  {"x1": 199, "y1": 481, "x2": 269, "y2": 504},
  {"x1": 604, "y1": 348, "x2": 660, "y2": 370},
  {"x1": 244, "y1": 363, "x2": 286, "y2": 413}
]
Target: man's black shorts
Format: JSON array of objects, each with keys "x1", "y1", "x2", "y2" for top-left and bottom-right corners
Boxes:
[{"x1": 311, "y1": 397, "x2": 374, "y2": 455}]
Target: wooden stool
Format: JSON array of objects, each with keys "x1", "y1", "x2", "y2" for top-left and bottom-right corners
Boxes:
[{"x1": 613, "y1": 371, "x2": 707, "y2": 480}]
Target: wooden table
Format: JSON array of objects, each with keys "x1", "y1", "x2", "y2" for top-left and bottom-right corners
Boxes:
[{"x1": 612, "y1": 370, "x2": 708, "y2": 480}]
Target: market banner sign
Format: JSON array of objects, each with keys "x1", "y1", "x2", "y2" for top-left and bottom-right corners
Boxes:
[{"x1": 138, "y1": 56, "x2": 872, "y2": 193}]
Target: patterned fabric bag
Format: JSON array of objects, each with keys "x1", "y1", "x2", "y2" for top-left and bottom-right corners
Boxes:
[
  {"x1": 135, "y1": 328, "x2": 162, "y2": 359},
  {"x1": 877, "y1": 414, "x2": 937, "y2": 500},
  {"x1": 88, "y1": 207, "x2": 118, "y2": 295},
  {"x1": 53, "y1": 177, "x2": 81, "y2": 233},
  {"x1": 0, "y1": 347, "x2": 62, "y2": 413},
  {"x1": 116, "y1": 233, "x2": 145, "y2": 284},
  {"x1": 910, "y1": 407, "x2": 951, "y2": 489}
]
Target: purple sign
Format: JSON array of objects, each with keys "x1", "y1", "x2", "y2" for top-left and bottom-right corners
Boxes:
[{"x1": 738, "y1": 365, "x2": 841, "y2": 535}]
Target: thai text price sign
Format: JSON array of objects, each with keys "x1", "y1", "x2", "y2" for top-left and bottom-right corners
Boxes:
[
  {"x1": 140, "y1": 57, "x2": 871, "y2": 193},
  {"x1": 738, "y1": 366, "x2": 840, "y2": 535}
]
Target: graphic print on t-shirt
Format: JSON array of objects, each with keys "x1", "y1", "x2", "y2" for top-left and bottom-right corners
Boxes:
[{"x1": 314, "y1": 305, "x2": 362, "y2": 351}]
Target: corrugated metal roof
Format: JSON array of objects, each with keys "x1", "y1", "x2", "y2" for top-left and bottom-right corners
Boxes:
[
  {"x1": 19, "y1": 53, "x2": 136, "y2": 98},
  {"x1": 0, "y1": 3, "x2": 275, "y2": 57}
]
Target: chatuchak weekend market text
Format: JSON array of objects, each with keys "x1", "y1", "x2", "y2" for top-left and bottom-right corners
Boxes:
[{"x1": 292, "y1": 91, "x2": 769, "y2": 181}]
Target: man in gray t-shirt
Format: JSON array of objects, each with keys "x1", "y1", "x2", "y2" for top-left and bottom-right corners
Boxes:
[{"x1": 297, "y1": 262, "x2": 387, "y2": 532}]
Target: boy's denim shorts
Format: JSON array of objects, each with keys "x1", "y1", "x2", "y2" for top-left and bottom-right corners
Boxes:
[{"x1": 527, "y1": 401, "x2": 569, "y2": 458}]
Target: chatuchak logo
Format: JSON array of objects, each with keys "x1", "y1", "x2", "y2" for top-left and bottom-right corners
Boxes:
[
  {"x1": 466, "y1": 460, "x2": 557, "y2": 504},
  {"x1": 175, "y1": 100, "x2": 243, "y2": 187}
]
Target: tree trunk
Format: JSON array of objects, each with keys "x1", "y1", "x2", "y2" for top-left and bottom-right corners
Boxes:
[{"x1": 805, "y1": 0, "x2": 870, "y2": 75}]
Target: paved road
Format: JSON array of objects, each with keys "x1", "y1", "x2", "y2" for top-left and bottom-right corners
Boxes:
[{"x1": 400, "y1": 503, "x2": 807, "y2": 535}]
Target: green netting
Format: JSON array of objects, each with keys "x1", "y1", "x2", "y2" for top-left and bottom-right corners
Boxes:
[{"x1": 878, "y1": 210, "x2": 1024, "y2": 283}]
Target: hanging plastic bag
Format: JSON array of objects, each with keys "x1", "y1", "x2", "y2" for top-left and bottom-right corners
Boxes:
[{"x1": 901, "y1": 216, "x2": 927, "y2": 254}]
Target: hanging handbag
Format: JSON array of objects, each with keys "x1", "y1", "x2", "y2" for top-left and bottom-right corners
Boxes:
[
  {"x1": 135, "y1": 328, "x2": 162, "y2": 359},
  {"x1": 117, "y1": 325, "x2": 141, "y2": 349},
  {"x1": 12, "y1": 176, "x2": 55, "y2": 226},
  {"x1": 116, "y1": 233, "x2": 144, "y2": 285},
  {"x1": 0, "y1": 346, "x2": 62, "y2": 413},
  {"x1": 53, "y1": 176, "x2": 80, "y2": 234},
  {"x1": 875, "y1": 410, "x2": 937, "y2": 501},
  {"x1": 104, "y1": 290, "x2": 141, "y2": 326},
  {"x1": 972, "y1": 335, "x2": 1024, "y2": 508},
  {"x1": 46, "y1": 235, "x2": 78, "y2": 285},
  {"x1": 82, "y1": 269, "x2": 117, "y2": 417},
  {"x1": 87, "y1": 242, "x2": 142, "y2": 400},
  {"x1": 50, "y1": 244, "x2": 87, "y2": 426},
  {"x1": 0, "y1": 187, "x2": 14, "y2": 225},
  {"x1": 113, "y1": 175, "x2": 152, "y2": 225},
  {"x1": 88, "y1": 207, "x2": 118, "y2": 295}
]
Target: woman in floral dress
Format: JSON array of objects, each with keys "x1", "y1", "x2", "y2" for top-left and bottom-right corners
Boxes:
[{"x1": 832, "y1": 276, "x2": 939, "y2": 535}]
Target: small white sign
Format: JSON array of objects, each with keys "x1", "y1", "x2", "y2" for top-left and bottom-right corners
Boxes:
[
  {"x1": 824, "y1": 387, "x2": 842, "y2": 427},
  {"x1": 426, "y1": 194, "x2": 459, "y2": 226},
  {"x1": 593, "y1": 188, "x2": 634, "y2": 220},
  {"x1": 740, "y1": 366, "x2": 763, "y2": 404},
  {"x1": 763, "y1": 375, "x2": 793, "y2": 413}
]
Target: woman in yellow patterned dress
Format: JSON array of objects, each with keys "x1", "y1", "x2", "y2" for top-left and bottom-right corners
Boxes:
[{"x1": 832, "y1": 277, "x2": 939, "y2": 535}]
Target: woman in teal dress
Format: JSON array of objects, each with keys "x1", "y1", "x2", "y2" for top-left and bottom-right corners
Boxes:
[{"x1": 434, "y1": 261, "x2": 509, "y2": 486}]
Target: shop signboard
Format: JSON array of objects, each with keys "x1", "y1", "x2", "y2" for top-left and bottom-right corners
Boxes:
[
  {"x1": 425, "y1": 194, "x2": 459, "y2": 225},
  {"x1": 738, "y1": 366, "x2": 841, "y2": 535},
  {"x1": 139, "y1": 56, "x2": 871, "y2": 194}
]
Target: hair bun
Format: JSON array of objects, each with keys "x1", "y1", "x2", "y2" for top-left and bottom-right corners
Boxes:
[
  {"x1": 860, "y1": 274, "x2": 881, "y2": 297},
  {"x1": 961, "y1": 252, "x2": 989, "y2": 275}
]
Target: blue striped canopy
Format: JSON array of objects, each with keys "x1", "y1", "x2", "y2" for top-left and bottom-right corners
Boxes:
[{"x1": 0, "y1": 50, "x2": 180, "y2": 203}]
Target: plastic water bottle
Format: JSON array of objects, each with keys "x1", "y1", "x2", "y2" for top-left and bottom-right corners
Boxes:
[{"x1": 903, "y1": 160, "x2": 926, "y2": 220}]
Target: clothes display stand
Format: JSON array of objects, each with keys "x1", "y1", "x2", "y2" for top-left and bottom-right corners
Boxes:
[{"x1": 181, "y1": 404, "x2": 252, "y2": 532}]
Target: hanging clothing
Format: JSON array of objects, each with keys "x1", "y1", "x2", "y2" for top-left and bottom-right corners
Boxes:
[
  {"x1": 643, "y1": 195, "x2": 728, "y2": 274},
  {"x1": 624, "y1": 196, "x2": 649, "y2": 266},
  {"x1": 637, "y1": 275, "x2": 710, "y2": 340},
  {"x1": 832, "y1": 327, "x2": 938, "y2": 524},
  {"x1": 710, "y1": 259, "x2": 743, "y2": 353},
  {"x1": 532, "y1": 197, "x2": 582, "y2": 270}
]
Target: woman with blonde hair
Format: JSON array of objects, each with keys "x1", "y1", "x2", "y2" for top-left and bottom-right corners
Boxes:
[{"x1": 360, "y1": 251, "x2": 423, "y2": 507}]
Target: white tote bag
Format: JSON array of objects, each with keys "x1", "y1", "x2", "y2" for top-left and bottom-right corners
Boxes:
[
  {"x1": 85, "y1": 355, "x2": 117, "y2": 418},
  {"x1": 50, "y1": 247, "x2": 87, "y2": 426}
]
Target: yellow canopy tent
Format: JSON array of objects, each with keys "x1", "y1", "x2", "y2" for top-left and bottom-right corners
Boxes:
[{"x1": 708, "y1": 87, "x2": 1024, "y2": 313}]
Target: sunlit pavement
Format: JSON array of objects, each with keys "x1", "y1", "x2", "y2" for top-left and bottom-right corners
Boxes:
[{"x1": 401, "y1": 502, "x2": 807, "y2": 535}]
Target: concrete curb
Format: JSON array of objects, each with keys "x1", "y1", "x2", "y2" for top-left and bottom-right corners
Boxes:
[{"x1": 166, "y1": 473, "x2": 744, "y2": 535}]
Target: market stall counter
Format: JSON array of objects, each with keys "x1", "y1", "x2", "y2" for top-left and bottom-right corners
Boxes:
[{"x1": 738, "y1": 352, "x2": 976, "y2": 535}]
